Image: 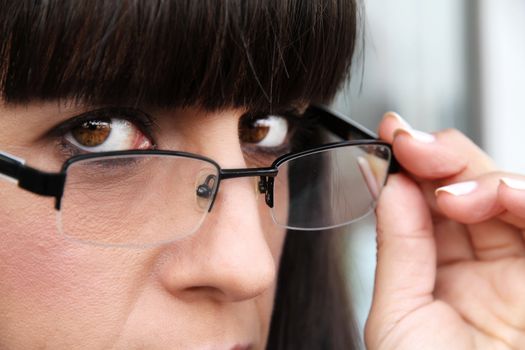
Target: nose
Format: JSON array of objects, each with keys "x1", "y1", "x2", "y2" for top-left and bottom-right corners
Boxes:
[{"x1": 158, "y1": 165, "x2": 279, "y2": 303}]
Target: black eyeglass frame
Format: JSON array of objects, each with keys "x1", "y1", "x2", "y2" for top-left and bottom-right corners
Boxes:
[{"x1": 0, "y1": 105, "x2": 400, "y2": 212}]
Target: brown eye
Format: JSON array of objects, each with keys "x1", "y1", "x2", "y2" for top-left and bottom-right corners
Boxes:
[
  {"x1": 239, "y1": 115, "x2": 289, "y2": 147},
  {"x1": 72, "y1": 119, "x2": 111, "y2": 147},
  {"x1": 64, "y1": 118, "x2": 153, "y2": 153},
  {"x1": 239, "y1": 116, "x2": 269, "y2": 143}
]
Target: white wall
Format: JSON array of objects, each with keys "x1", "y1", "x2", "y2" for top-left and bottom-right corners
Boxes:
[
  {"x1": 334, "y1": 0, "x2": 470, "y2": 135},
  {"x1": 478, "y1": 0, "x2": 525, "y2": 173}
]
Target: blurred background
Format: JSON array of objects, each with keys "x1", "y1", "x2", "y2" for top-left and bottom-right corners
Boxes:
[{"x1": 330, "y1": 0, "x2": 525, "y2": 347}]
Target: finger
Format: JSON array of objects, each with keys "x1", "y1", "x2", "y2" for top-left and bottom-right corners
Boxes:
[
  {"x1": 434, "y1": 219, "x2": 475, "y2": 266},
  {"x1": 498, "y1": 177, "x2": 525, "y2": 230},
  {"x1": 436, "y1": 173, "x2": 525, "y2": 226},
  {"x1": 368, "y1": 174, "x2": 436, "y2": 330},
  {"x1": 499, "y1": 212, "x2": 525, "y2": 230},
  {"x1": 499, "y1": 177, "x2": 525, "y2": 221},
  {"x1": 378, "y1": 112, "x2": 495, "y2": 182},
  {"x1": 393, "y1": 128, "x2": 495, "y2": 181},
  {"x1": 468, "y1": 220, "x2": 524, "y2": 260},
  {"x1": 377, "y1": 111, "x2": 411, "y2": 143},
  {"x1": 436, "y1": 174, "x2": 525, "y2": 260},
  {"x1": 435, "y1": 174, "x2": 504, "y2": 224}
]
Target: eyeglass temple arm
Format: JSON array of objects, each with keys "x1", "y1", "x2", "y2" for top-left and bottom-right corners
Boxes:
[
  {"x1": 307, "y1": 105, "x2": 379, "y2": 140},
  {"x1": 308, "y1": 105, "x2": 401, "y2": 173},
  {"x1": 0, "y1": 151, "x2": 65, "y2": 203}
]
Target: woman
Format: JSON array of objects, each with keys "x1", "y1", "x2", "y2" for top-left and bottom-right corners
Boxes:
[
  {"x1": 0, "y1": 1, "x2": 360, "y2": 348},
  {"x1": 1, "y1": 1, "x2": 525, "y2": 349}
]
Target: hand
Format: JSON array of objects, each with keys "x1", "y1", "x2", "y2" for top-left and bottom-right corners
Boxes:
[{"x1": 365, "y1": 113, "x2": 525, "y2": 349}]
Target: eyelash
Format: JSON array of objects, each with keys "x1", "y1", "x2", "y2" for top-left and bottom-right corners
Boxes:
[
  {"x1": 54, "y1": 107, "x2": 157, "y2": 158},
  {"x1": 239, "y1": 111, "x2": 319, "y2": 167},
  {"x1": 242, "y1": 114, "x2": 294, "y2": 149},
  {"x1": 52, "y1": 107, "x2": 319, "y2": 161}
]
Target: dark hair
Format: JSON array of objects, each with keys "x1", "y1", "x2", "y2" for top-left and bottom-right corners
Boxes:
[{"x1": 0, "y1": 0, "x2": 361, "y2": 348}]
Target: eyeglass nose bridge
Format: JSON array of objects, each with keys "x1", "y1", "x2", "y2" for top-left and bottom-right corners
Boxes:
[{"x1": 206, "y1": 168, "x2": 278, "y2": 212}]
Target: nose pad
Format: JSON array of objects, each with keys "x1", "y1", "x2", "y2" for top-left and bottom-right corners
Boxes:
[
  {"x1": 257, "y1": 176, "x2": 274, "y2": 208},
  {"x1": 195, "y1": 172, "x2": 218, "y2": 211}
]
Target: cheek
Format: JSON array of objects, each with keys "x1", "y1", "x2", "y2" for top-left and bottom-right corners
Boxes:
[
  {"x1": 0, "y1": 187, "x2": 59, "y2": 295},
  {"x1": 0, "y1": 184, "x2": 152, "y2": 345}
]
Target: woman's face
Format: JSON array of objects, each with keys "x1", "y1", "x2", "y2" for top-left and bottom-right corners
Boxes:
[{"x1": 0, "y1": 102, "x2": 289, "y2": 349}]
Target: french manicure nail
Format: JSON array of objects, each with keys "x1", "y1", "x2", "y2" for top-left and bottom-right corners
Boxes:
[
  {"x1": 395, "y1": 127, "x2": 436, "y2": 143},
  {"x1": 386, "y1": 111, "x2": 412, "y2": 130},
  {"x1": 435, "y1": 181, "x2": 478, "y2": 196},
  {"x1": 500, "y1": 177, "x2": 525, "y2": 190}
]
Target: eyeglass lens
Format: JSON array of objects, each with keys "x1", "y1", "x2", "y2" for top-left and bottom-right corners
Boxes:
[
  {"x1": 56, "y1": 144, "x2": 391, "y2": 246},
  {"x1": 57, "y1": 155, "x2": 220, "y2": 246},
  {"x1": 272, "y1": 144, "x2": 391, "y2": 230}
]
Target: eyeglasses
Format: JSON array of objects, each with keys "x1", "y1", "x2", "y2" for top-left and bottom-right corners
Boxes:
[{"x1": 0, "y1": 106, "x2": 399, "y2": 247}]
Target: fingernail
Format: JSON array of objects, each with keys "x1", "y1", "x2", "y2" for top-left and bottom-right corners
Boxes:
[
  {"x1": 394, "y1": 128, "x2": 436, "y2": 143},
  {"x1": 500, "y1": 177, "x2": 525, "y2": 190},
  {"x1": 386, "y1": 111, "x2": 412, "y2": 130},
  {"x1": 435, "y1": 181, "x2": 478, "y2": 196}
]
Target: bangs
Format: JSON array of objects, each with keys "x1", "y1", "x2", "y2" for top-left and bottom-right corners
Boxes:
[{"x1": 0, "y1": 0, "x2": 358, "y2": 110}]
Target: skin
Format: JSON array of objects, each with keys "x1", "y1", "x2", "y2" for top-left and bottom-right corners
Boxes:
[
  {"x1": 0, "y1": 103, "x2": 286, "y2": 349},
  {"x1": 4, "y1": 100, "x2": 525, "y2": 349},
  {"x1": 366, "y1": 114, "x2": 525, "y2": 349}
]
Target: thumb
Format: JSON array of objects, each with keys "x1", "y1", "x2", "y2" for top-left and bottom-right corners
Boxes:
[{"x1": 366, "y1": 174, "x2": 436, "y2": 344}]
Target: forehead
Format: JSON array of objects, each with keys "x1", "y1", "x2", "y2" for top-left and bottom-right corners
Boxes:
[{"x1": 0, "y1": 0, "x2": 357, "y2": 111}]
